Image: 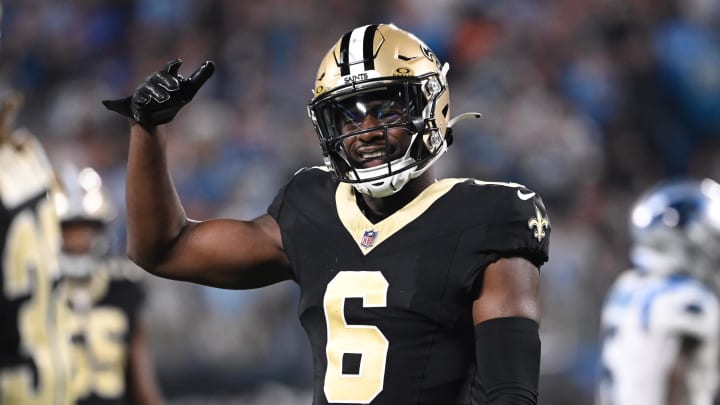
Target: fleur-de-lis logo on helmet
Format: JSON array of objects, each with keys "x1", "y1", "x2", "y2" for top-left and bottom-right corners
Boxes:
[{"x1": 528, "y1": 205, "x2": 549, "y2": 242}]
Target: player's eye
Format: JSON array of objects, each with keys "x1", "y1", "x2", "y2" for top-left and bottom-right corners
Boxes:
[
  {"x1": 337, "y1": 108, "x2": 362, "y2": 132},
  {"x1": 375, "y1": 101, "x2": 405, "y2": 124}
]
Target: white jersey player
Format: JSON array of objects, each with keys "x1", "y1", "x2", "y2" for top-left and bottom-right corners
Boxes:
[{"x1": 597, "y1": 178, "x2": 720, "y2": 405}]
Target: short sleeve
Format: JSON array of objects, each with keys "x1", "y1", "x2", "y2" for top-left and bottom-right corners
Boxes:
[{"x1": 482, "y1": 186, "x2": 551, "y2": 268}]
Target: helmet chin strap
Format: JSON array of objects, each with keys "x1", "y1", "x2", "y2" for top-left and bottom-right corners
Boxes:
[
  {"x1": 448, "y1": 112, "x2": 482, "y2": 128},
  {"x1": 435, "y1": 112, "x2": 481, "y2": 147}
]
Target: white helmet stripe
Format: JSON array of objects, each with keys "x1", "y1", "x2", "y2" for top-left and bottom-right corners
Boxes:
[
  {"x1": 348, "y1": 25, "x2": 370, "y2": 75},
  {"x1": 342, "y1": 24, "x2": 381, "y2": 76}
]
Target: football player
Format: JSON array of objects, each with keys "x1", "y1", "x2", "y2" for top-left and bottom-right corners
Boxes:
[
  {"x1": 597, "y1": 179, "x2": 720, "y2": 405},
  {"x1": 103, "y1": 23, "x2": 551, "y2": 404},
  {"x1": 0, "y1": 89, "x2": 74, "y2": 403},
  {"x1": 54, "y1": 164, "x2": 164, "y2": 405}
]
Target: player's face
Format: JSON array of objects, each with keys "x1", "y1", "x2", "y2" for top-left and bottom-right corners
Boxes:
[
  {"x1": 336, "y1": 96, "x2": 412, "y2": 169},
  {"x1": 61, "y1": 222, "x2": 103, "y2": 255}
]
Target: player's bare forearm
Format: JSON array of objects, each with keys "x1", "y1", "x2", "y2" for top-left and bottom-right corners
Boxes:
[
  {"x1": 126, "y1": 124, "x2": 188, "y2": 272},
  {"x1": 103, "y1": 59, "x2": 213, "y2": 268}
]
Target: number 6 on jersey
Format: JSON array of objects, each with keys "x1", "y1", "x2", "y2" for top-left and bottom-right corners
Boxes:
[{"x1": 323, "y1": 271, "x2": 389, "y2": 403}]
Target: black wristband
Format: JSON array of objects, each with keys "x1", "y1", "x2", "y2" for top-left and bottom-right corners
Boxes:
[{"x1": 473, "y1": 317, "x2": 540, "y2": 405}]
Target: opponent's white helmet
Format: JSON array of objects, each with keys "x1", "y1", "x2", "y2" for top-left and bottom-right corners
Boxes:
[
  {"x1": 630, "y1": 178, "x2": 720, "y2": 289},
  {"x1": 307, "y1": 23, "x2": 479, "y2": 197}
]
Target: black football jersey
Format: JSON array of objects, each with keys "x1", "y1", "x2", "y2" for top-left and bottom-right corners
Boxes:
[
  {"x1": 66, "y1": 259, "x2": 146, "y2": 405},
  {"x1": 268, "y1": 167, "x2": 550, "y2": 405},
  {"x1": 0, "y1": 132, "x2": 73, "y2": 405}
]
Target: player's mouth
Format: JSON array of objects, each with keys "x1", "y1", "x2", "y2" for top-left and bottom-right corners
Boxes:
[{"x1": 354, "y1": 146, "x2": 395, "y2": 168}]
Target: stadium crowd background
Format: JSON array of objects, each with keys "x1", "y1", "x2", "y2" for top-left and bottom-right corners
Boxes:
[{"x1": 2, "y1": 0, "x2": 720, "y2": 403}]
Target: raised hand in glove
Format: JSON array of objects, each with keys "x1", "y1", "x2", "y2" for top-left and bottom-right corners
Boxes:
[{"x1": 102, "y1": 59, "x2": 215, "y2": 127}]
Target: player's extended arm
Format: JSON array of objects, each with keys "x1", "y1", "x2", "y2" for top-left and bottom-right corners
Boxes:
[
  {"x1": 471, "y1": 257, "x2": 541, "y2": 405},
  {"x1": 103, "y1": 60, "x2": 292, "y2": 288}
]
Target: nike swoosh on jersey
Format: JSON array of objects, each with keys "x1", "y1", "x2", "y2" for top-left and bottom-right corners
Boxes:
[{"x1": 517, "y1": 190, "x2": 536, "y2": 200}]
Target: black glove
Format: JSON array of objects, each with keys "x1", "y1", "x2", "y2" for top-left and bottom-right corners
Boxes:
[{"x1": 102, "y1": 59, "x2": 215, "y2": 126}]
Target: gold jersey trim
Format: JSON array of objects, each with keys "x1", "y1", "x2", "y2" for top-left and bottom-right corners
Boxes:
[{"x1": 335, "y1": 178, "x2": 466, "y2": 255}]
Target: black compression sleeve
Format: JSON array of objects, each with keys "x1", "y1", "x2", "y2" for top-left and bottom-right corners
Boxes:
[{"x1": 473, "y1": 317, "x2": 541, "y2": 405}]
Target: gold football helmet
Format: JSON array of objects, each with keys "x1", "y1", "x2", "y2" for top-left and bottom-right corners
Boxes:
[
  {"x1": 54, "y1": 164, "x2": 117, "y2": 278},
  {"x1": 54, "y1": 164, "x2": 116, "y2": 224},
  {"x1": 307, "y1": 23, "x2": 480, "y2": 197}
]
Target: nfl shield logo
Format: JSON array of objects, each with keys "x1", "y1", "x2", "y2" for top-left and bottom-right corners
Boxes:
[{"x1": 360, "y1": 229, "x2": 378, "y2": 248}]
